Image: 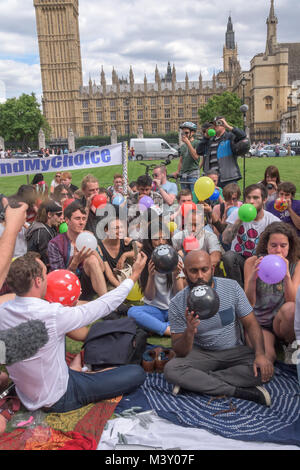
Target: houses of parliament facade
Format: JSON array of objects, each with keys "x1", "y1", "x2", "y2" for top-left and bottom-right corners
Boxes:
[{"x1": 33, "y1": 0, "x2": 300, "y2": 143}]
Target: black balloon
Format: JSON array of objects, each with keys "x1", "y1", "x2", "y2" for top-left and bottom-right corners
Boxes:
[
  {"x1": 151, "y1": 245, "x2": 179, "y2": 274},
  {"x1": 187, "y1": 285, "x2": 220, "y2": 320}
]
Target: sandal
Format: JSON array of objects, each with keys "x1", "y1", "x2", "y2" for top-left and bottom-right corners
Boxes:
[{"x1": 0, "y1": 396, "x2": 21, "y2": 434}]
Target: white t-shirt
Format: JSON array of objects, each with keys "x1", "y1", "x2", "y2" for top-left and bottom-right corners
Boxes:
[{"x1": 230, "y1": 210, "x2": 280, "y2": 258}]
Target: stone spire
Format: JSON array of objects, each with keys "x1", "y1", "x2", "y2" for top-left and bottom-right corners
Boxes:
[
  {"x1": 265, "y1": 0, "x2": 278, "y2": 55},
  {"x1": 112, "y1": 67, "x2": 118, "y2": 85},
  {"x1": 155, "y1": 65, "x2": 160, "y2": 83},
  {"x1": 129, "y1": 66, "x2": 134, "y2": 92},
  {"x1": 155, "y1": 65, "x2": 161, "y2": 91},
  {"x1": 199, "y1": 71, "x2": 203, "y2": 91},
  {"x1": 101, "y1": 66, "x2": 106, "y2": 94},
  {"x1": 172, "y1": 64, "x2": 176, "y2": 83},
  {"x1": 166, "y1": 61, "x2": 172, "y2": 82},
  {"x1": 225, "y1": 15, "x2": 235, "y2": 50},
  {"x1": 144, "y1": 73, "x2": 147, "y2": 92},
  {"x1": 185, "y1": 72, "x2": 189, "y2": 91}
]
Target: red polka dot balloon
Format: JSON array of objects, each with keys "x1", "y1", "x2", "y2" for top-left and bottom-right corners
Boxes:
[{"x1": 45, "y1": 270, "x2": 81, "y2": 306}]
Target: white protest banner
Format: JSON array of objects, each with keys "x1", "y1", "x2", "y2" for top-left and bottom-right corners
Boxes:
[{"x1": 0, "y1": 144, "x2": 123, "y2": 177}]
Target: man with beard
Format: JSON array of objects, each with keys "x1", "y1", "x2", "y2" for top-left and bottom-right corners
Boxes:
[
  {"x1": 221, "y1": 184, "x2": 280, "y2": 287},
  {"x1": 164, "y1": 250, "x2": 274, "y2": 406}
]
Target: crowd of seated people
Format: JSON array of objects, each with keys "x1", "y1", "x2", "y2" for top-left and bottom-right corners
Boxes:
[{"x1": 0, "y1": 156, "x2": 299, "y2": 432}]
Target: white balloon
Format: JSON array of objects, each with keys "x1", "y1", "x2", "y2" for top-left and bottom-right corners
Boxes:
[{"x1": 76, "y1": 231, "x2": 97, "y2": 251}]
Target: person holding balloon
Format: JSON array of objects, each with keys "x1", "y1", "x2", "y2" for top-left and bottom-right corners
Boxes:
[
  {"x1": 244, "y1": 222, "x2": 300, "y2": 363},
  {"x1": 172, "y1": 208, "x2": 222, "y2": 269},
  {"x1": 127, "y1": 175, "x2": 163, "y2": 226},
  {"x1": 0, "y1": 250, "x2": 148, "y2": 414},
  {"x1": 211, "y1": 183, "x2": 242, "y2": 247},
  {"x1": 97, "y1": 217, "x2": 139, "y2": 289},
  {"x1": 48, "y1": 201, "x2": 107, "y2": 301},
  {"x1": 127, "y1": 220, "x2": 185, "y2": 337},
  {"x1": 164, "y1": 250, "x2": 274, "y2": 407},
  {"x1": 266, "y1": 181, "x2": 300, "y2": 237},
  {"x1": 202, "y1": 116, "x2": 249, "y2": 188},
  {"x1": 222, "y1": 184, "x2": 280, "y2": 287}
]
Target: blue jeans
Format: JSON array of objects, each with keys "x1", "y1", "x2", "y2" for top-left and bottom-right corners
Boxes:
[
  {"x1": 128, "y1": 305, "x2": 169, "y2": 336},
  {"x1": 44, "y1": 366, "x2": 146, "y2": 413},
  {"x1": 180, "y1": 175, "x2": 198, "y2": 192}
]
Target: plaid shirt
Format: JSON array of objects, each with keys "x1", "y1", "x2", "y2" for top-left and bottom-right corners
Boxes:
[{"x1": 48, "y1": 233, "x2": 71, "y2": 271}]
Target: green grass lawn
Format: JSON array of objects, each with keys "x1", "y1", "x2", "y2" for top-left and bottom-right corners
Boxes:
[
  {"x1": 1, "y1": 155, "x2": 300, "y2": 198},
  {"x1": 1, "y1": 154, "x2": 299, "y2": 358}
]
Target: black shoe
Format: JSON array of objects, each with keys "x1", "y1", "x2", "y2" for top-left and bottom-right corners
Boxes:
[{"x1": 233, "y1": 386, "x2": 271, "y2": 407}]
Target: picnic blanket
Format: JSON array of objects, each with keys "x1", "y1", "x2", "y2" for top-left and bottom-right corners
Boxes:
[
  {"x1": 0, "y1": 397, "x2": 121, "y2": 450},
  {"x1": 116, "y1": 362, "x2": 300, "y2": 447}
]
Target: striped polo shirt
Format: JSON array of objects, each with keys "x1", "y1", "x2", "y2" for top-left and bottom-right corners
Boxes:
[{"x1": 168, "y1": 278, "x2": 253, "y2": 351}]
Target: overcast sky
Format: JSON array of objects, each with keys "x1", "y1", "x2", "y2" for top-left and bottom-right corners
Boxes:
[{"x1": 0, "y1": 0, "x2": 299, "y2": 103}]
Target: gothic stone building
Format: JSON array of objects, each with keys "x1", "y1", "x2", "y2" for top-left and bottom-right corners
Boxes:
[
  {"x1": 234, "y1": 0, "x2": 300, "y2": 142},
  {"x1": 34, "y1": 0, "x2": 240, "y2": 141}
]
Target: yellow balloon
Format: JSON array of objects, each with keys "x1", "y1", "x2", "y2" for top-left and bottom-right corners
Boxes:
[
  {"x1": 127, "y1": 282, "x2": 143, "y2": 302},
  {"x1": 194, "y1": 177, "x2": 215, "y2": 201},
  {"x1": 167, "y1": 221, "x2": 177, "y2": 233}
]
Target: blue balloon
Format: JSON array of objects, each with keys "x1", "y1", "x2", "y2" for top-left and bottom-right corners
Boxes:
[
  {"x1": 112, "y1": 194, "x2": 125, "y2": 206},
  {"x1": 209, "y1": 189, "x2": 219, "y2": 201}
]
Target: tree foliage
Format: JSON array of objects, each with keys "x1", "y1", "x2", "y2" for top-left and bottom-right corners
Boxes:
[
  {"x1": 198, "y1": 91, "x2": 243, "y2": 128},
  {"x1": 0, "y1": 93, "x2": 51, "y2": 149}
]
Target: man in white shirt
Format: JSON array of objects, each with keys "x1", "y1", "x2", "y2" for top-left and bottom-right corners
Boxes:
[
  {"x1": 222, "y1": 184, "x2": 280, "y2": 287},
  {"x1": 0, "y1": 251, "x2": 147, "y2": 413}
]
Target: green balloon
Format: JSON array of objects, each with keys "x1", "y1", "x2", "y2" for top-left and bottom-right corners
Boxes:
[
  {"x1": 238, "y1": 204, "x2": 257, "y2": 223},
  {"x1": 59, "y1": 222, "x2": 68, "y2": 234},
  {"x1": 207, "y1": 129, "x2": 216, "y2": 137}
]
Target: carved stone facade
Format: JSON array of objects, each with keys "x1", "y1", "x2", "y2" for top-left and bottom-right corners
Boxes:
[
  {"x1": 234, "y1": 0, "x2": 300, "y2": 141},
  {"x1": 34, "y1": 0, "x2": 239, "y2": 140}
]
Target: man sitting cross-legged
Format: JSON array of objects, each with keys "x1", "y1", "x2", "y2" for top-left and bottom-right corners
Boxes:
[
  {"x1": 0, "y1": 251, "x2": 147, "y2": 413},
  {"x1": 164, "y1": 250, "x2": 274, "y2": 407},
  {"x1": 48, "y1": 200, "x2": 107, "y2": 300}
]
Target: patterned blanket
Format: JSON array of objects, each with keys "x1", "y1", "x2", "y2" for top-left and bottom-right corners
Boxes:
[{"x1": 116, "y1": 362, "x2": 300, "y2": 447}]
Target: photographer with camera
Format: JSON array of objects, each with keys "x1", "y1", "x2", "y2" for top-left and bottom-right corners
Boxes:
[
  {"x1": 203, "y1": 117, "x2": 248, "y2": 189},
  {"x1": 173, "y1": 122, "x2": 202, "y2": 192}
]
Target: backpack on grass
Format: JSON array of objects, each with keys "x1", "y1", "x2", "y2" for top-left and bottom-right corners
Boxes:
[{"x1": 83, "y1": 317, "x2": 148, "y2": 371}]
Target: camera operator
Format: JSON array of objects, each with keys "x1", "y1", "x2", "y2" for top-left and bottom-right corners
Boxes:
[
  {"x1": 173, "y1": 122, "x2": 202, "y2": 192},
  {"x1": 202, "y1": 117, "x2": 248, "y2": 189}
]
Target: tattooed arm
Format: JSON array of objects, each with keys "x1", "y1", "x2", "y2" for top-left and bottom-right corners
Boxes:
[{"x1": 221, "y1": 218, "x2": 243, "y2": 245}]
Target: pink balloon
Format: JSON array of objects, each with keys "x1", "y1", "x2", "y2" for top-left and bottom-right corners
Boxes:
[{"x1": 258, "y1": 255, "x2": 287, "y2": 284}]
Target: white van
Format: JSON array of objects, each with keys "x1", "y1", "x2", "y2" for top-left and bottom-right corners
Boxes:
[{"x1": 129, "y1": 138, "x2": 178, "y2": 161}]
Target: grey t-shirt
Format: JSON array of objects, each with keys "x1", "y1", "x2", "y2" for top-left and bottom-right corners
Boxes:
[{"x1": 168, "y1": 278, "x2": 253, "y2": 350}]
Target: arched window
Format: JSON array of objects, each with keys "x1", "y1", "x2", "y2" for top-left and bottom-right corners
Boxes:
[{"x1": 264, "y1": 96, "x2": 273, "y2": 110}]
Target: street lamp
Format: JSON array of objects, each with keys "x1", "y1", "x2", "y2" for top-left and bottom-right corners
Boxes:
[{"x1": 239, "y1": 75, "x2": 249, "y2": 201}]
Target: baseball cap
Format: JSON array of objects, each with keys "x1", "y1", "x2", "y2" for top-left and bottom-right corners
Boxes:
[{"x1": 45, "y1": 201, "x2": 63, "y2": 214}]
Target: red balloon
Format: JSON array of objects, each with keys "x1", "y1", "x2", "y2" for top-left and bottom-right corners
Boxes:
[
  {"x1": 181, "y1": 202, "x2": 197, "y2": 217},
  {"x1": 63, "y1": 198, "x2": 75, "y2": 211},
  {"x1": 183, "y1": 236, "x2": 200, "y2": 253},
  {"x1": 45, "y1": 270, "x2": 81, "y2": 306},
  {"x1": 92, "y1": 194, "x2": 108, "y2": 208}
]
